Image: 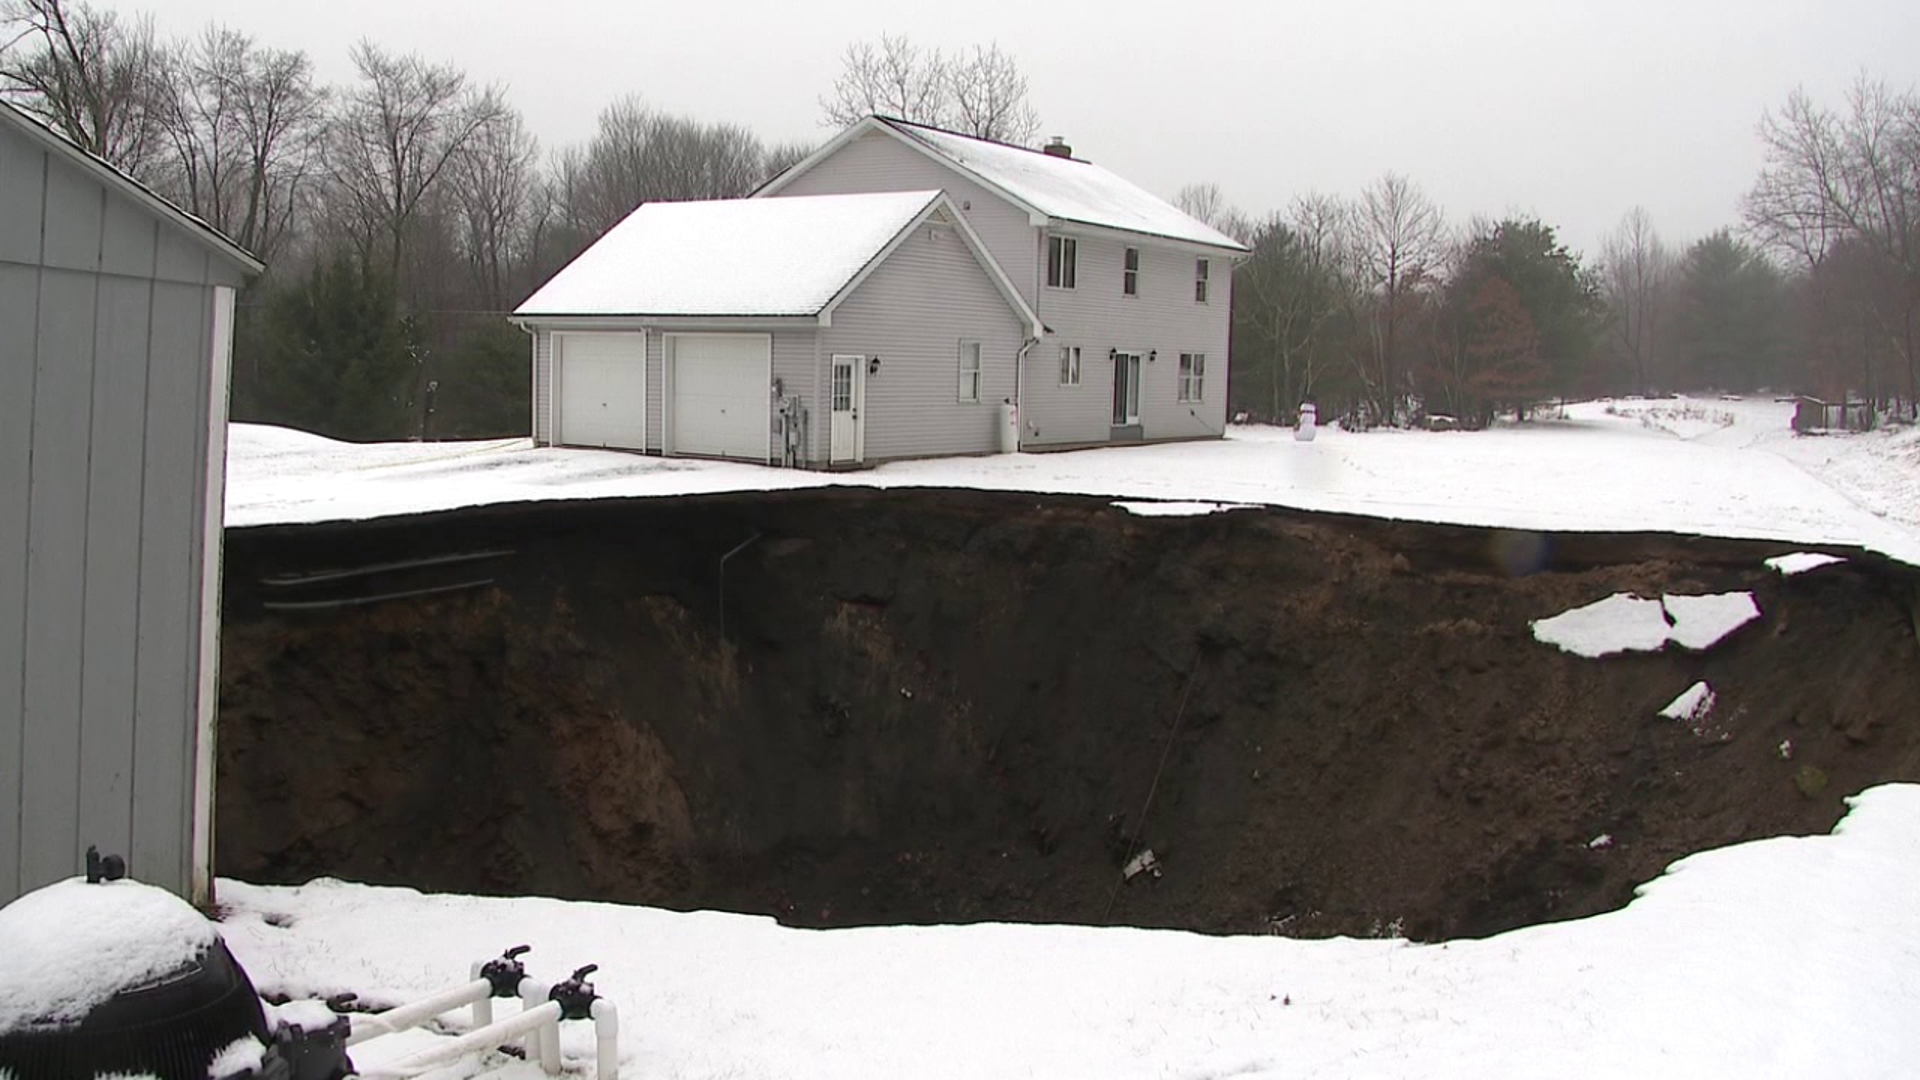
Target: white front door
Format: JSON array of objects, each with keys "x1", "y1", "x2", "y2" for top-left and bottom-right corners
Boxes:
[
  {"x1": 558, "y1": 332, "x2": 648, "y2": 450},
  {"x1": 1111, "y1": 351, "x2": 1142, "y2": 426},
  {"x1": 668, "y1": 333, "x2": 771, "y2": 460},
  {"x1": 829, "y1": 354, "x2": 865, "y2": 464}
]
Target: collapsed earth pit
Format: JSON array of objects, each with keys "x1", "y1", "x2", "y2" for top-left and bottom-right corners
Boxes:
[{"x1": 215, "y1": 490, "x2": 1920, "y2": 941}]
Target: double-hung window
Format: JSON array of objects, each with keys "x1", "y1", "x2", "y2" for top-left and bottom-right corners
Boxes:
[
  {"x1": 958, "y1": 340, "x2": 983, "y2": 402},
  {"x1": 1123, "y1": 247, "x2": 1139, "y2": 296},
  {"x1": 1058, "y1": 345, "x2": 1081, "y2": 386},
  {"x1": 1178, "y1": 352, "x2": 1206, "y2": 402},
  {"x1": 1047, "y1": 234, "x2": 1078, "y2": 289},
  {"x1": 1194, "y1": 258, "x2": 1210, "y2": 303}
]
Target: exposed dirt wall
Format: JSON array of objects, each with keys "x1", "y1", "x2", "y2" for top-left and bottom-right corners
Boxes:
[{"x1": 216, "y1": 491, "x2": 1920, "y2": 940}]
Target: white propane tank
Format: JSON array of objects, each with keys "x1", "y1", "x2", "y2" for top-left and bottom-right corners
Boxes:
[
  {"x1": 999, "y1": 400, "x2": 1020, "y2": 453},
  {"x1": 1294, "y1": 402, "x2": 1318, "y2": 442}
]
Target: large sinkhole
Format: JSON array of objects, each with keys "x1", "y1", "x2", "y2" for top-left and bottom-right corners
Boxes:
[{"x1": 215, "y1": 489, "x2": 1920, "y2": 941}]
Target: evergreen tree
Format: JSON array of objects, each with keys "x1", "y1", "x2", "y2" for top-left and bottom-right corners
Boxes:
[
  {"x1": 1671, "y1": 231, "x2": 1787, "y2": 393},
  {"x1": 239, "y1": 255, "x2": 416, "y2": 440}
]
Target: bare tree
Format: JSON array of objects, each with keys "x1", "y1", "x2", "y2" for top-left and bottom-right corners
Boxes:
[
  {"x1": 1745, "y1": 77, "x2": 1920, "y2": 413},
  {"x1": 1174, "y1": 181, "x2": 1254, "y2": 243},
  {"x1": 326, "y1": 40, "x2": 505, "y2": 290},
  {"x1": 946, "y1": 43, "x2": 1039, "y2": 144},
  {"x1": 822, "y1": 34, "x2": 947, "y2": 129},
  {"x1": 1355, "y1": 172, "x2": 1445, "y2": 425},
  {"x1": 1599, "y1": 207, "x2": 1670, "y2": 396},
  {"x1": 446, "y1": 107, "x2": 538, "y2": 311},
  {"x1": 554, "y1": 96, "x2": 781, "y2": 239},
  {"x1": 149, "y1": 26, "x2": 325, "y2": 263},
  {"x1": 1, "y1": 0, "x2": 163, "y2": 171},
  {"x1": 820, "y1": 33, "x2": 1040, "y2": 143}
]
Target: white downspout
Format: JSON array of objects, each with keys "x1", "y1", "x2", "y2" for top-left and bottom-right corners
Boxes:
[{"x1": 1015, "y1": 335, "x2": 1038, "y2": 449}]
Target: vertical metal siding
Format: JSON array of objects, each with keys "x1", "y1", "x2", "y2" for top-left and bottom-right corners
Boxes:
[
  {"x1": 0, "y1": 262, "x2": 36, "y2": 901},
  {"x1": 78, "y1": 276, "x2": 155, "y2": 864},
  {"x1": 0, "y1": 125, "x2": 237, "y2": 905},
  {"x1": 1023, "y1": 234, "x2": 1232, "y2": 446},
  {"x1": 132, "y1": 280, "x2": 211, "y2": 892},
  {"x1": 822, "y1": 225, "x2": 1023, "y2": 460},
  {"x1": 771, "y1": 131, "x2": 1040, "y2": 308},
  {"x1": 532, "y1": 329, "x2": 552, "y2": 444},
  {"x1": 20, "y1": 269, "x2": 98, "y2": 890}
]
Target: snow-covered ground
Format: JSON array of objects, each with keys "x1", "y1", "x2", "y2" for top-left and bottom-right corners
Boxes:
[
  {"x1": 205, "y1": 396, "x2": 1920, "y2": 1077},
  {"x1": 224, "y1": 397, "x2": 1920, "y2": 567},
  {"x1": 218, "y1": 785, "x2": 1920, "y2": 1080}
]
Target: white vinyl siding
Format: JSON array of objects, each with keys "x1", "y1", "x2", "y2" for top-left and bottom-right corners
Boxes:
[
  {"x1": 766, "y1": 128, "x2": 1041, "y2": 306},
  {"x1": 1178, "y1": 352, "x2": 1206, "y2": 402},
  {"x1": 1047, "y1": 234, "x2": 1077, "y2": 289},
  {"x1": 1023, "y1": 234, "x2": 1231, "y2": 446},
  {"x1": 958, "y1": 340, "x2": 983, "y2": 402},
  {"x1": 533, "y1": 329, "x2": 553, "y2": 442},
  {"x1": 820, "y1": 223, "x2": 1022, "y2": 460},
  {"x1": 1058, "y1": 345, "x2": 1081, "y2": 387}
]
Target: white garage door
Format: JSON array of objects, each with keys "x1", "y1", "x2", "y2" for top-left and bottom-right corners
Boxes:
[
  {"x1": 670, "y1": 334, "x2": 770, "y2": 461},
  {"x1": 558, "y1": 332, "x2": 648, "y2": 450}
]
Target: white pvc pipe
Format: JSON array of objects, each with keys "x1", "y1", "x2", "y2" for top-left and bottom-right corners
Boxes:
[
  {"x1": 347, "y1": 979, "x2": 492, "y2": 1046},
  {"x1": 519, "y1": 978, "x2": 553, "y2": 1067},
  {"x1": 358, "y1": 1001, "x2": 563, "y2": 1079},
  {"x1": 591, "y1": 998, "x2": 620, "y2": 1080},
  {"x1": 469, "y1": 962, "x2": 495, "y2": 1028}
]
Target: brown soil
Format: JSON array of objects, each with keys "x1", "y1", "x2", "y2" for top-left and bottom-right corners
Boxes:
[{"x1": 215, "y1": 490, "x2": 1920, "y2": 941}]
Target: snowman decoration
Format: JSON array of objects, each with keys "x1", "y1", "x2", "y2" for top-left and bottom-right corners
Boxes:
[{"x1": 1294, "y1": 401, "x2": 1318, "y2": 442}]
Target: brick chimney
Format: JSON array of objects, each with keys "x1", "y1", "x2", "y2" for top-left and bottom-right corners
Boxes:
[{"x1": 1042, "y1": 135, "x2": 1072, "y2": 158}]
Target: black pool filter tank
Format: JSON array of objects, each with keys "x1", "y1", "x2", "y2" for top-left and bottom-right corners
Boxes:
[{"x1": 0, "y1": 850, "x2": 275, "y2": 1080}]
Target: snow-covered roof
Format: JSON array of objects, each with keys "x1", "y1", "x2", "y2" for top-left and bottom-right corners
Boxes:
[
  {"x1": 797, "y1": 117, "x2": 1248, "y2": 252},
  {"x1": 514, "y1": 190, "x2": 947, "y2": 318}
]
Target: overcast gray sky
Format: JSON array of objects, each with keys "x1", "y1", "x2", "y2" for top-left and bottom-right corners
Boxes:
[{"x1": 130, "y1": 0, "x2": 1920, "y2": 257}]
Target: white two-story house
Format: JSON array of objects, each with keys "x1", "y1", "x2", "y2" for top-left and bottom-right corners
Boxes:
[
  {"x1": 512, "y1": 116, "x2": 1245, "y2": 467},
  {"x1": 760, "y1": 117, "x2": 1248, "y2": 449}
]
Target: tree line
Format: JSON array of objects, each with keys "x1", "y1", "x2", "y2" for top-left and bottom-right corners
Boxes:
[
  {"x1": 2, "y1": 0, "x2": 814, "y2": 438},
  {"x1": 7, "y1": 0, "x2": 1915, "y2": 439},
  {"x1": 1212, "y1": 76, "x2": 1920, "y2": 429}
]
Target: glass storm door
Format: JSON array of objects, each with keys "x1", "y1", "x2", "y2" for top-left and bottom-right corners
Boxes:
[{"x1": 1111, "y1": 352, "x2": 1141, "y2": 425}]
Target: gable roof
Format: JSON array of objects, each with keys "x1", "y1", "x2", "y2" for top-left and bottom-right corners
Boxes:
[
  {"x1": 513, "y1": 190, "x2": 1039, "y2": 332},
  {"x1": 0, "y1": 100, "x2": 264, "y2": 275},
  {"x1": 758, "y1": 116, "x2": 1250, "y2": 254}
]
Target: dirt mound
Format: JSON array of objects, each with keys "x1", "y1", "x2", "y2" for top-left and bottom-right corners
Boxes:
[{"x1": 215, "y1": 491, "x2": 1920, "y2": 940}]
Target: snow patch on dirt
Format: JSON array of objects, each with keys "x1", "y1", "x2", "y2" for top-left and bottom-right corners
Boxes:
[
  {"x1": 1767, "y1": 552, "x2": 1846, "y2": 575},
  {"x1": 1532, "y1": 592, "x2": 1759, "y2": 657}
]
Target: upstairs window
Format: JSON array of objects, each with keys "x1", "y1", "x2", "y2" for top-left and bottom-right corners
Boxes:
[
  {"x1": 1178, "y1": 352, "x2": 1206, "y2": 402},
  {"x1": 1123, "y1": 247, "x2": 1139, "y2": 296},
  {"x1": 959, "y1": 340, "x2": 983, "y2": 402},
  {"x1": 1047, "y1": 235, "x2": 1078, "y2": 289},
  {"x1": 1058, "y1": 345, "x2": 1081, "y2": 386},
  {"x1": 1195, "y1": 258, "x2": 1211, "y2": 303}
]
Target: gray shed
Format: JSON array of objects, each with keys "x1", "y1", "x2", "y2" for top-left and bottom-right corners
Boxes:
[{"x1": 1, "y1": 102, "x2": 262, "y2": 906}]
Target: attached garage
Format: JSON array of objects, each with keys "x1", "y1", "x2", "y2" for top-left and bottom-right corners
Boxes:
[
  {"x1": 512, "y1": 190, "x2": 1037, "y2": 468},
  {"x1": 556, "y1": 332, "x2": 648, "y2": 450},
  {"x1": 667, "y1": 333, "x2": 770, "y2": 461}
]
